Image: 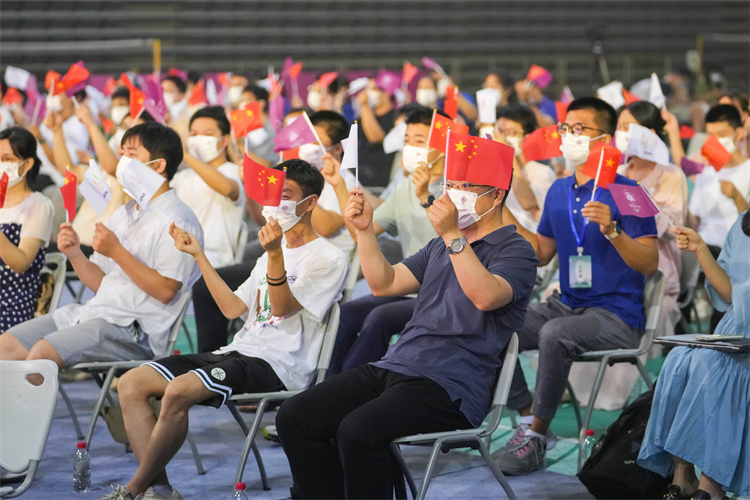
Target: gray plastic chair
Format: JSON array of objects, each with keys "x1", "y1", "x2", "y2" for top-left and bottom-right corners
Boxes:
[{"x1": 390, "y1": 333, "x2": 519, "y2": 500}]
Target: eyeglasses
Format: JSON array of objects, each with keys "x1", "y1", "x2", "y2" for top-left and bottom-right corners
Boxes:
[
  {"x1": 440, "y1": 180, "x2": 493, "y2": 191},
  {"x1": 557, "y1": 123, "x2": 606, "y2": 137}
]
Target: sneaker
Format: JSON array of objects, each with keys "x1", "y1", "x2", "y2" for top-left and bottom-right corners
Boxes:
[
  {"x1": 498, "y1": 424, "x2": 557, "y2": 452},
  {"x1": 493, "y1": 435, "x2": 546, "y2": 475},
  {"x1": 97, "y1": 484, "x2": 136, "y2": 500},
  {"x1": 138, "y1": 486, "x2": 183, "y2": 499},
  {"x1": 263, "y1": 424, "x2": 279, "y2": 442}
]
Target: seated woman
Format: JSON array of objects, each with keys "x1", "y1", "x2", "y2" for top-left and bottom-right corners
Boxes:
[
  {"x1": 637, "y1": 211, "x2": 750, "y2": 500},
  {"x1": 0, "y1": 127, "x2": 53, "y2": 330}
]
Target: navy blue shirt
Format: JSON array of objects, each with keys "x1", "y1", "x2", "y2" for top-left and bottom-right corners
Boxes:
[
  {"x1": 374, "y1": 225, "x2": 538, "y2": 426},
  {"x1": 537, "y1": 95, "x2": 558, "y2": 122},
  {"x1": 537, "y1": 174, "x2": 658, "y2": 330}
]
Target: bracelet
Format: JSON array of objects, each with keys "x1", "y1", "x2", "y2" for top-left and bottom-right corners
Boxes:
[
  {"x1": 267, "y1": 277, "x2": 287, "y2": 287},
  {"x1": 266, "y1": 272, "x2": 287, "y2": 283}
]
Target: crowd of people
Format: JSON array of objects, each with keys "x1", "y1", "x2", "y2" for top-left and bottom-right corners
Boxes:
[{"x1": 0, "y1": 59, "x2": 748, "y2": 500}]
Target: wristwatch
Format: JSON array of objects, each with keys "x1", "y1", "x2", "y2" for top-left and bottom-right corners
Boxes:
[
  {"x1": 447, "y1": 235, "x2": 467, "y2": 254},
  {"x1": 604, "y1": 221, "x2": 622, "y2": 241},
  {"x1": 421, "y1": 195, "x2": 435, "y2": 208}
]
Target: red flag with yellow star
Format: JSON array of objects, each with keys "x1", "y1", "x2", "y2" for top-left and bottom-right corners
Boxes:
[
  {"x1": 60, "y1": 168, "x2": 78, "y2": 222},
  {"x1": 231, "y1": 102, "x2": 263, "y2": 137},
  {"x1": 244, "y1": 154, "x2": 285, "y2": 206},
  {"x1": 120, "y1": 73, "x2": 146, "y2": 119},
  {"x1": 444, "y1": 85, "x2": 459, "y2": 119},
  {"x1": 0, "y1": 172, "x2": 8, "y2": 208},
  {"x1": 445, "y1": 131, "x2": 514, "y2": 190},
  {"x1": 189, "y1": 80, "x2": 208, "y2": 107},
  {"x1": 582, "y1": 143, "x2": 622, "y2": 189},
  {"x1": 521, "y1": 125, "x2": 562, "y2": 162},
  {"x1": 428, "y1": 113, "x2": 469, "y2": 153}
]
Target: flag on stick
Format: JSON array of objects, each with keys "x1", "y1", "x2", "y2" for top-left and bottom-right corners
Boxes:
[
  {"x1": 521, "y1": 125, "x2": 562, "y2": 162},
  {"x1": 582, "y1": 143, "x2": 622, "y2": 197},
  {"x1": 79, "y1": 159, "x2": 112, "y2": 216},
  {"x1": 0, "y1": 173, "x2": 8, "y2": 208},
  {"x1": 244, "y1": 154, "x2": 285, "y2": 206},
  {"x1": 445, "y1": 131, "x2": 514, "y2": 190},
  {"x1": 701, "y1": 135, "x2": 733, "y2": 170},
  {"x1": 230, "y1": 102, "x2": 264, "y2": 137},
  {"x1": 428, "y1": 112, "x2": 469, "y2": 153},
  {"x1": 60, "y1": 168, "x2": 78, "y2": 223},
  {"x1": 273, "y1": 113, "x2": 318, "y2": 152},
  {"x1": 340, "y1": 123, "x2": 359, "y2": 187}
]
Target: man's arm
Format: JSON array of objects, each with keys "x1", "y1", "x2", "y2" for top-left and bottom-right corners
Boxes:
[
  {"x1": 76, "y1": 105, "x2": 119, "y2": 176},
  {"x1": 258, "y1": 219, "x2": 302, "y2": 317},
  {"x1": 357, "y1": 91, "x2": 387, "y2": 143},
  {"x1": 57, "y1": 222, "x2": 106, "y2": 292},
  {"x1": 182, "y1": 153, "x2": 240, "y2": 201},
  {"x1": 502, "y1": 206, "x2": 556, "y2": 265}
]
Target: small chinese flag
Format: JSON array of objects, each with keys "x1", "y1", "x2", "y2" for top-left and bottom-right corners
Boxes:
[
  {"x1": 317, "y1": 72, "x2": 338, "y2": 89},
  {"x1": 444, "y1": 85, "x2": 459, "y2": 119},
  {"x1": 231, "y1": 102, "x2": 264, "y2": 137},
  {"x1": 61, "y1": 61, "x2": 90, "y2": 96},
  {"x1": 0, "y1": 172, "x2": 8, "y2": 208},
  {"x1": 101, "y1": 117, "x2": 115, "y2": 135},
  {"x1": 289, "y1": 62, "x2": 303, "y2": 81},
  {"x1": 521, "y1": 125, "x2": 562, "y2": 162},
  {"x1": 582, "y1": 143, "x2": 622, "y2": 189},
  {"x1": 3, "y1": 87, "x2": 23, "y2": 107},
  {"x1": 526, "y1": 64, "x2": 553, "y2": 89},
  {"x1": 281, "y1": 147, "x2": 300, "y2": 161},
  {"x1": 243, "y1": 154, "x2": 285, "y2": 206},
  {"x1": 701, "y1": 135, "x2": 733, "y2": 170},
  {"x1": 402, "y1": 62, "x2": 419, "y2": 85},
  {"x1": 188, "y1": 80, "x2": 207, "y2": 107},
  {"x1": 428, "y1": 112, "x2": 469, "y2": 153},
  {"x1": 623, "y1": 89, "x2": 640, "y2": 106},
  {"x1": 555, "y1": 101, "x2": 568, "y2": 124},
  {"x1": 45, "y1": 71, "x2": 61, "y2": 90},
  {"x1": 60, "y1": 168, "x2": 78, "y2": 222},
  {"x1": 103, "y1": 77, "x2": 117, "y2": 96},
  {"x1": 445, "y1": 131, "x2": 514, "y2": 190},
  {"x1": 120, "y1": 73, "x2": 146, "y2": 119}
]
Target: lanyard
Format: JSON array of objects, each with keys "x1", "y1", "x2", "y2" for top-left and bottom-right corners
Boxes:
[{"x1": 568, "y1": 185, "x2": 601, "y2": 256}]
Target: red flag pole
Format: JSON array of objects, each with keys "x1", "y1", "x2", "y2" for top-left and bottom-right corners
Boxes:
[{"x1": 591, "y1": 148, "x2": 605, "y2": 203}]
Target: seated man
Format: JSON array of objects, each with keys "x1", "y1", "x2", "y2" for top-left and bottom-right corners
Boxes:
[
  {"x1": 98, "y1": 160, "x2": 347, "y2": 500},
  {"x1": 494, "y1": 96, "x2": 658, "y2": 474},
  {"x1": 0, "y1": 122, "x2": 202, "y2": 370},
  {"x1": 276, "y1": 152, "x2": 538, "y2": 498}
]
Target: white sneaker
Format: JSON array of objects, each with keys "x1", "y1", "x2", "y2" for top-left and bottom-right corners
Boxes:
[
  {"x1": 137, "y1": 486, "x2": 183, "y2": 499},
  {"x1": 97, "y1": 484, "x2": 136, "y2": 500}
]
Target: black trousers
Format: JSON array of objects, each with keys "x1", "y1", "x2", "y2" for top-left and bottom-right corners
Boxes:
[{"x1": 276, "y1": 364, "x2": 471, "y2": 500}]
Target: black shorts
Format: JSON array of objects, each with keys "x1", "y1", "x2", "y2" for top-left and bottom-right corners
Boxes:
[{"x1": 144, "y1": 351, "x2": 286, "y2": 407}]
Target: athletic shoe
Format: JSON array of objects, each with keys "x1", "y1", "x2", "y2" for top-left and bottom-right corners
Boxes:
[
  {"x1": 493, "y1": 435, "x2": 546, "y2": 475},
  {"x1": 138, "y1": 486, "x2": 183, "y2": 499},
  {"x1": 498, "y1": 423, "x2": 557, "y2": 452},
  {"x1": 263, "y1": 424, "x2": 279, "y2": 442},
  {"x1": 97, "y1": 484, "x2": 136, "y2": 500}
]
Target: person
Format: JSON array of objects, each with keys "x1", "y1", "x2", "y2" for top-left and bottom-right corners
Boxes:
[
  {"x1": 276, "y1": 150, "x2": 538, "y2": 499},
  {"x1": 161, "y1": 75, "x2": 188, "y2": 123},
  {"x1": 638, "y1": 213, "x2": 750, "y2": 500},
  {"x1": 495, "y1": 96, "x2": 658, "y2": 474},
  {"x1": 481, "y1": 70, "x2": 516, "y2": 108},
  {"x1": 227, "y1": 73, "x2": 251, "y2": 109},
  {"x1": 514, "y1": 76, "x2": 556, "y2": 127},
  {"x1": 616, "y1": 101, "x2": 688, "y2": 337},
  {"x1": 99, "y1": 160, "x2": 347, "y2": 500},
  {"x1": 173, "y1": 105, "x2": 244, "y2": 268},
  {"x1": 356, "y1": 77, "x2": 397, "y2": 188},
  {"x1": 0, "y1": 127, "x2": 53, "y2": 330},
  {"x1": 0, "y1": 122, "x2": 203, "y2": 371},
  {"x1": 239, "y1": 84, "x2": 278, "y2": 166}
]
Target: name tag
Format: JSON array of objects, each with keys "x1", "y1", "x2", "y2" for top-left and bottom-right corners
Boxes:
[{"x1": 569, "y1": 255, "x2": 592, "y2": 289}]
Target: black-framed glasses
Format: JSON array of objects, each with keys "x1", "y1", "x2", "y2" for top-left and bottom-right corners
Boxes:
[
  {"x1": 557, "y1": 123, "x2": 606, "y2": 137},
  {"x1": 441, "y1": 180, "x2": 493, "y2": 191}
]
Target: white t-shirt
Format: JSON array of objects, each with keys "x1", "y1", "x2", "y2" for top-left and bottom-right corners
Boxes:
[
  {"x1": 171, "y1": 161, "x2": 245, "y2": 268},
  {"x1": 506, "y1": 160, "x2": 556, "y2": 232},
  {"x1": 215, "y1": 237, "x2": 348, "y2": 390},
  {"x1": 689, "y1": 160, "x2": 750, "y2": 248},
  {"x1": 316, "y1": 170, "x2": 356, "y2": 254},
  {"x1": 53, "y1": 190, "x2": 204, "y2": 356},
  {"x1": 0, "y1": 192, "x2": 54, "y2": 245},
  {"x1": 38, "y1": 115, "x2": 91, "y2": 186}
]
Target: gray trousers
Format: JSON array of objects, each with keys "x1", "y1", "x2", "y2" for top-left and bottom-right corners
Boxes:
[{"x1": 508, "y1": 291, "x2": 641, "y2": 422}]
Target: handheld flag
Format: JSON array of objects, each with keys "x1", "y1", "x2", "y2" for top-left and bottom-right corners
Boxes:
[
  {"x1": 648, "y1": 73, "x2": 666, "y2": 109},
  {"x1": 582, "y1": 143, "x2": 622, "y2": 192},
  {"x1": 273, "y1": 113, "x2": 317, "y2": 152},
  {"x1": 4, "y1": 66, "x2": 32, "y2": 91},
  {"x1": 281, "y1": 147, "x2": 300, "y2": 161},
  {"x1": 120, "y1": 73, "x2": 146, "y2": 120},
  {"x1": 597, "y1": 81, "x2": 625, "y2": 110},
  {"x1": 45, "y1": 70, "x2": 65, "y2": 96},
  {"x1": 680, "y1": 157, "x2": 704, "y2": 176},
  {"x1": 268, "y1": 96, "x2": 286, "y2": 133},
  {"x1": 103, "y1": 77, "x2": 118, "y2": 97},
  {"x1": 317, "y1": 72, "x2": 339, "y2": 89},
  {"x1": 142, "y1": 78, "x2": 168, "y2": 121},
  {"x1": 168, "y1": 68, "x2": 188, "y2": 82},
  {"x1": 231, "y1": 103, "x2": 264, "y2": 137},
  {"x1": 62, "y1": 61, "x2": 90, "y2": 98},
  {"x1": 79, "y1": 159, "x2": 112, "y2": 216},
  {"x1": 521, "y1": 125, "x2": 562, "y2": 162},
  {"x1": 526, "y1": 64, "x2": 552, "y2": 89},
  {"x1": 445, "y1": 131, "x2": 514, "y2": 190},
  {"x1": 340, "y1": 123, "x2": 359, "y2": 186},
  {"x1": 3, "y1": 88, "x2": 23, "y2": 107},
  {"x1": 701, "y1": 135, "x2": 733, "y2": 170},
  {"x1": 609, "y1": 183, "x2": 661, "y2": 218},
  {"x1": 428, "y1": 112, "x2": 469, "y2": 153},
  {"x1": 60, "y1": 168, "x2": 78, "y2": 223},
  {"x1": 402, "y1": 62, "x2": 419, "y2": 85},
  {"x1": 243, "y1": 154, "x2": 285, "y2": 206},
  {"x1": 421, "y1": 57, "x2": 447, "y2": 79},
  {"x1": 383, "y1": 121, "x2": 407, "y2": 154},
  {"x1": 375, "y1": 70, "x2": 401, "y2": 95},
  {"x1": 0, "y1": 172, "x2": 8, "y2": 208},
  {"x1": 443, "y1": 85, "x2": 459, "y2": 119},
  {"x1": 623, "y1": 89, "x2": 640, "y2": 105},
  {"x1": 625, "y1": 124, "x2": 669, "y2": 165},
  {"x1": 555, "y1": 101, "x2": 568, "y2": 124},
  {"x1": 188, "y1": 80, "x2": 207, "y2": 107},
  {"x1": 559, "y1": 86, "x2": 574, "y2": 105},
  {"x1": 289, "y1": 62, "x2": 303, "y2": 81},
  {"x1": 476, "y1": 88, "x2": 499, "y2": 124}
]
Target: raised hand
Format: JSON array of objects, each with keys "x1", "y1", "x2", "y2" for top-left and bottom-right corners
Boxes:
[
  {"x1": 169, "y1": 222, "x2": 202, "y2": 256},
  {"x1": 92, "y1": 222, "x2": 122, "y2": 258},
  {"x1": 428, "y1": 193, "x2": 460, "y2": 238},
  {"x1": 411, "y1": 162, "x2": 430, "y2": 202},
  {"x1": 320, "y1": 152, "x2": 343, "y2": 187},
  {"x1": 670, "y1": 226, "x2": 705, "y2": 253},
  {"x1": 345, "y1": 187, "x2": 373, "y2": 231},
  {"x1": 258, "y1": 217, "x2": 284, "y2": 252},
  {"x1": 76, "y1": 104, "x2": 95, "y2": 127}
]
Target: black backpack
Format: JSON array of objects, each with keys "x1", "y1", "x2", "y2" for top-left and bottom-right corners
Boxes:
[{"x1": 578, "y1": 389, "x2": 671, "y2": 499}]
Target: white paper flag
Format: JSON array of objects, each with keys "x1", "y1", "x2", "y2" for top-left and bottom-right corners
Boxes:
[
  {"x1": 118, "y1": 157, "x2": 166, "y2": 209},
  {"x1": 347, "y1": 77, "x2": 370, "y2": 96},
  {"x1": 79, "y1": 158, "x2": 113, "y2": 216},
  {"x1": 4, "y1": 66, "x2": 31, "y2": 90},
  {"x1": 383, "y1": 121, "x2": 407, "y2": 154},
  {"x1": 648, "y1": 73, "x2": 666, "y2": 109},
  {"x1": 626, "y1": 123, "x2": 670, "y2": 165},
  {"x1": 597, "y1": 81, "x2": 625, "y2": 110},
  {"x1": 476, "y1": 87, "x2": 499, "y2": 124},
  {"x1": 340, "y1": 123, "x2": 358, "y2": 171}
]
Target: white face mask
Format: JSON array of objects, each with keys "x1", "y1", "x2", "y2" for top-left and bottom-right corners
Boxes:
[
  {"x1": 401, "y1": 145, "x2": 428, "y2": 174},
  {"x1": 110, "y1": 105, "x2": 129, "y2": 126},
  {"x1": 478, "y1": 126, "x2": 495, "y2": 140},
  {"x1": 614, "y1": 129, "x2": 631, "y2": 154},
  {"x1": 307, "y1": 90, "x2": 322, "y2": 110},
  {"x1": 0, "y1": 160, "x2": 28, "y2": 188},
  {"x1": 298, "y1": 143, "x2": 325, "y2": 169},
  {"x1": 47, "y1": 94, "x2": 63, "y2": 114},
  {"x1": 228, "y1": 86, "x2": 244, "y2": 106},
  {"x1": 187, "y1": 135, "x2": 222, "y2": 163},
  {"x1": 262, "y1": 195, "x2": 312, "y2": 232},
  {"x1": 108, "y1": 128, "x2": 127, "y2": 156},
  {"x1": 718, "y1": 136, "x2": 736, "y2": 155},
  {"x1": 560, "y1": 133, "x2": 604, "y2": 169},
  {"x1": 447, "y1": 187, "x2": 496, "y2": 229},
  {"x1": 163, "y1": 92, "x2": 177, "y2": 108},
  {"x1": 506, "y1": 136, "x2": 522, "y2": 157},
  {"x1": 416, "y1": 88, "x2": 437, "y2": 108},
  {"x1": 366, "y1": 89, "x2": 380, "y2": 108}
]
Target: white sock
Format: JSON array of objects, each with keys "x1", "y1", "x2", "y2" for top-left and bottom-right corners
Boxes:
[
  {"x1": 520, "y1": 415, "x2": 534, "y2": 426},
  {"x1": 523, "y1": 428, "x2": 546, "y2": 441},
  {"x1": 151, "y1": 484, "x2": 172, "y2": 496}
]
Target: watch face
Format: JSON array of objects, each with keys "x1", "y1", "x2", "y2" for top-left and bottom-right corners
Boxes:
[{"x1": 450, "y1": 237, "x2": 465, "y2": 253}]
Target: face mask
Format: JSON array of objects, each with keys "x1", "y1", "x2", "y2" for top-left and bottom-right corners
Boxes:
[
  {"x1": 560, "y1": 133, "x2": 604, "y2": 168},
  {"x1": 614, "y1": 129, "x2": 631, "y2": 154},
  {"x1": 163, "y1": 92, "x2": 177, "y2": 108},
  {"x1": 478, "y1": 126, "x2": 495, "y2": 140},
  {"x1": 447, "y1": 187, "x2": 496, "y2": 229},
  {"x1": 298, "y1": 143, "x2": 325, "y2": 169},
  {"x1": 47, "y1": 94, "x2": 63, "y2": 114},
  {"x1": 228, "y1": 86, "x2": 244, "y2": 106},
  {"x1": 110, "y1": 105, "x2": 129, "y2": 126},
  {"x1": 116, "y1": 155, "x2": 160, "y2": 184},
  {"x1": 506, "y1": 136, "x2": 522, "y2": 157},
  {"x1": 262, "y1": 195, "x2": 312, "y2": 232},
  {"x1": 718, "y1": 136, "x2": 736, "y2": 155},
  {"x1": 307, "y1": 90, "x2": 322, "y2": 110},
  {"x1": 187, "y1": 135, "x2": 222, "y2": 163},
  {"x1": 366, "y1": 89, "x2": 380, "y2": 108},
  {"x1": 416, "y1": 88, "x2": 437, "y2": 108},
  {"x1": 108, "y1": 128, "x2": 127, "y2": 155},
  {"x1": 0, "y1": 160, "x2": 28, "y2": 188}
]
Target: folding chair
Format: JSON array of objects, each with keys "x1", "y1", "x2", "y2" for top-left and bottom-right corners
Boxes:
[
  {"x1": 40, "y1": 253, "x2": 67, "y2": 315},
  {"x1": 676, "y1": 250, "x2": 700, "y2": 334},
  {"x1": 223, "y1": 303, "x2": 341, "y2": 490},
  {"x1": 531, "y1": 255, "x2": 559, "y2": 302},
  {"x1": 390, "y1": 333, "x2": 519, "y2": 500},
  {"x1": 341, "y1": 248, "x2": 360, "y2": 303},
  {"x1": 0, "y1": 360, "x2": 59, "y2": 499},
  {"x1": 568, "y1": 270, "x2": 666, "y2": 471}
]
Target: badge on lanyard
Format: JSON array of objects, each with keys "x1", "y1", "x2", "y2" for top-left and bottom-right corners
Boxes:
[{"x1": 568, "y1": 187, "x2": 599, "y2": 289}]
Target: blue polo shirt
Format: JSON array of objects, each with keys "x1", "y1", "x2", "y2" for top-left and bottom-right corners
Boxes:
[
  {"x1": 537, "y1": 174, "x2": 657, "y2": 330},
  {"x1": 373, "y1": 225, "x2": 538, "y2": 427}
]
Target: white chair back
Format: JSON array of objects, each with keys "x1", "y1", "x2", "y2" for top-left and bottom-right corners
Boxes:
[
  {"x1": 312, "y1": 302, "x2": 341, "y2": 383},
  {"x1": 42, "y1": 252, "x2": 68, "y2": 314}
]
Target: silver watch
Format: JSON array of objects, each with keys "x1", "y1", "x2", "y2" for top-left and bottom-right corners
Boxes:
[{"x1": 447, "y1": 235, "x2": 467, "y2": 254}]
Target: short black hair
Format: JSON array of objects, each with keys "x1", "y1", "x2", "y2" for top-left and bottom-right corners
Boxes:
[
  {"x1": 497, "y1": 103, "x2": 539, "y2": 135},
  {"x1": 622, "y1": 101, "x2": 667, "y2": 143},
  {"x1": 309, "y1": 110, "x2": 349, "y2": 145},
  {"x1": 162, "y1": 75, "x2": 186, "y2": 95},
  {"x1": 0, "y1": 127, "x2": 41, "y2": 185},
  {"x1": 721, "y1": 89, "x2": 750, "y2": 115},
  {"x1": 706, "y1": 104, "x2": 743, "y2": 130},
  {"x1": 566, "y1": 96, "x2": 617, "y2": 136},
  {"x1": 274, "y1": 159, "x2": 324, "y2": 198},
  {"x1": 404, "y1": 105, "x2": 434, "y2": 126},
  {"x1": 189, "y1": 105, "x2": 230, "y2": 136},
  {"x1": 121, "y1": 122, "x2": 183, "y2": 181},
  {"x1": 112, "y1": 86, "x2": 130, "y2": 102},
  {"x1": 243, "y1": 84, "x2": 269, "y2": 104},
  {"x1": 328, "y1": 75, "x2": 349, "y2": 95}
]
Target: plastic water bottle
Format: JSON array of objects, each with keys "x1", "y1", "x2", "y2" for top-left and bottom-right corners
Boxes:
[
  {"x1": 73, "y1": 442, "x2": 91, "y2": 492},
  {"x1": 578, "y1": 429, "x2": 596, "y2": 471},
  {"x1": 233, "y1": 482, "x2": 249, "y2": 499}
]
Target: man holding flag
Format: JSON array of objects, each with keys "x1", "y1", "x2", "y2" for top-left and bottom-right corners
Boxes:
[
  {"x1": 276, "y1": 133, "x2": 538, "y2": 499},
  {"x1": 495, "y1": 97, "x2": 658, "y2": 475}
]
